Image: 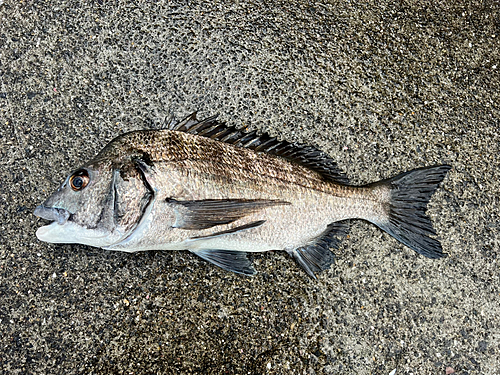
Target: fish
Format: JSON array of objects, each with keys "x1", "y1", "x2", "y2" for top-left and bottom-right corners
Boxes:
[{"x1": 34, "y1": 113, "x2": 451, "y2": 278}]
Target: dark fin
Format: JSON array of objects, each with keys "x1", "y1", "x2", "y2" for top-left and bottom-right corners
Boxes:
[
  {"x1": 190, "y1": 220, "x2": 266, "y2": 240},
  {"x1": 167, "y1": 198, "x2": 289, "y2": 230},
  {"x1": 287, "y1": 221, "x2": 349, "y2": 279},
  {"x1": 165, "y1": 113, "x2": 176, "y2": 129},
  {"x1": 168, "y1": 112, "x2": 199, "y2": 131},
  {"x1": 190, "y1": 249, "x2": 256, "y2": 275},
  {"x1": 170, "y1": 113, "x2": 349, "y2": 184},
  {"x1": 371, "y1": 165, "x2": 452, "y2": 259}
]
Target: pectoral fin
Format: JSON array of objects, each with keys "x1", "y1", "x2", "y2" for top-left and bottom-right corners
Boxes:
[
  {"x1": 190, "y1": 249, "x2": 256, "y2": 275},
  {"x1": 167, "y1": 198, "x2": 289, "y2": 230},
  {"x1": 188, "y1": 220, "x2": 266, "y2": 241}
]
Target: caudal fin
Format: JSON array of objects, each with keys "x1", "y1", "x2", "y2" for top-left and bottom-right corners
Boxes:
[{"x1": 372, "y1": 165, "x2": 451, "y2": 258}]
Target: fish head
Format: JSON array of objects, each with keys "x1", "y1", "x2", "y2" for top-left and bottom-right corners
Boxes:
[
  {"x1": 34, "y1": 133, "x2": 156, "y2": 249},
  {"x1": 34, "y1": 160, "x2": 122, "y2": 247}
]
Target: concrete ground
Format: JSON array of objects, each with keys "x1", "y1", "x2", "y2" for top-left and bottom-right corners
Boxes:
[{"x1": 1, "y1": 0, "x2": 499, "y2": 374}]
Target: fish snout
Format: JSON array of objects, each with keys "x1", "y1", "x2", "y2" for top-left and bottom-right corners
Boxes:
[{"x1": 34, "y1": 205, "x2": 71, "y2": 225}]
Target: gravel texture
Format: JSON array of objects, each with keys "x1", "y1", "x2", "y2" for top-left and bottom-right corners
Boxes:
[{"x1": 1, "y1": 1, "x2": 499, "y2": 374}]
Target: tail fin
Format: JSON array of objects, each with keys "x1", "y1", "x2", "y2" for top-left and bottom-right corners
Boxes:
[{"x1": 372, "y1": 165, "x2": 451, "y2": 258}]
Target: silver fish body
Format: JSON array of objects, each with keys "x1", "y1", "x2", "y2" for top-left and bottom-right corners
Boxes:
[{"x1": 34, "y1": 114, "x2": 451, "y2": 277}]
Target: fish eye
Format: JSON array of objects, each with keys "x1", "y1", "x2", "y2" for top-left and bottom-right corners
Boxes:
[{"x1": 69, "y1": 169, "x2": 90, "y2": 191}]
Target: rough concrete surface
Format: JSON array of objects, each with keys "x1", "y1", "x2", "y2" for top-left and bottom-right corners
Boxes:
[{"x1": 1, "y1": 0, "x2": 499, "y2": 374}]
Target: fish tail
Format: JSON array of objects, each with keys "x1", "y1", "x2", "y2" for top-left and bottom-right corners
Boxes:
[{"x1": 371, "y1": 165, "x2": 451, "y2": 258}]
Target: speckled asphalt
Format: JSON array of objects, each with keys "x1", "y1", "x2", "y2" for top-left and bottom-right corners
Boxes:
[{"x1": 1, "y1": 1, "x2": 499, "y2": 374}]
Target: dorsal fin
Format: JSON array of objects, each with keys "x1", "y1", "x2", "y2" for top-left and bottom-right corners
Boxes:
[{"x1": 169, "y1": 113, "x2": 348, "y2": 184}]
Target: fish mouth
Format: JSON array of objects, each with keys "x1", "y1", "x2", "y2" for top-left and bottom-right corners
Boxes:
[
  {"x1": 34, "y1": 205, "x2": 71, "y2": 225},
  {"x1": 34, "y1": 206, "x2": 112, "y2": 245}
]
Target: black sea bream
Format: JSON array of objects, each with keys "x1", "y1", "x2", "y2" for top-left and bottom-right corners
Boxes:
[{"x1": 34, "y1": 114, "x2": 451, "y2": 278}]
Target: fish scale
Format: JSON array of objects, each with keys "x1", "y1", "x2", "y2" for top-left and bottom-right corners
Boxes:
[{"x1": 34, "y1": 113, "x2": 451, "y2": 278}]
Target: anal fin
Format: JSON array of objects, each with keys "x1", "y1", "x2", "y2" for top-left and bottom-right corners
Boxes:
[
  {"x1": 190, "y1": 249, "x2": 256, "y2": 275},
  {"x1": 287, "y1": 221, "x2": 349, "y2": 279}
]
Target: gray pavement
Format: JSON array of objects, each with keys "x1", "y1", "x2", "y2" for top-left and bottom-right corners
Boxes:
[{"x1": 1, "y1": 1, "x2": 499, "y2": 374}]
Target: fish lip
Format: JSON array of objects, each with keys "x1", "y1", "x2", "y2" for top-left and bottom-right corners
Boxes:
[{"x1": 34, "y1": 205, "x2": 71, "y2": 225}]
